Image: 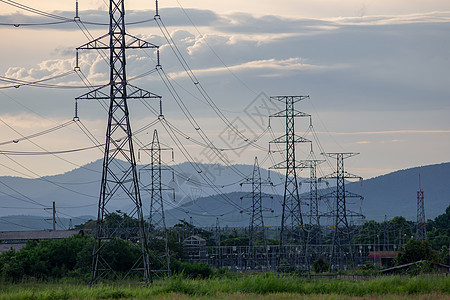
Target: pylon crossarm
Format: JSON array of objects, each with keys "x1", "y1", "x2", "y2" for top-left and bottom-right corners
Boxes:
[
  {"x1": 125, "y1": 34, "x2": 159, "y2": 48},
  {"x1": 77, "y1": 33, "x2": 158, "y2": 50},
  {"x1": 270, "y1": 110, "x2": 311, "y2": 118},
  {"x1": 127, "y1": 84, "x2": 161, "y2": 99},
  {"x1": 77, "y1": 33, "x2": 110, "y2": 50},
  {"x1": 270, "y1": 95, "x2": 309, "y2": 103},
  {"x1": 77, "y1": 85, "x2": 161, "y2": 100},
  {"x1": 270, "y1": 134, "x2": 311, "y2": 144},
  {"x1": 76, "y1": 85, "x2": 109, "y2": 100},
  {"x1": 270, "y1": 160, "x2": 310, "y2": 170}
]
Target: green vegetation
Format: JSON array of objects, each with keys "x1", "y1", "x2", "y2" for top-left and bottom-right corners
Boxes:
[
  {"x1": 0, "y1": 207, "x2": 448, "y2": 299},
  {"x1": 0, "y1": 275, "x2": 448, "y2": 299},
  {"x1": 354, "y1": 216, "x2": 414, "y2": 246},
  {"x1": 0, "y1": 234, "x2": 93, "y2": 282},
  {"x1": 0, "y1": 231, "x2": 213, "y2": 282},
  {"x1": 427, "y1": 205, "x2": 450, "y2": 251},
  {"x1": 312, "y1": 256, "x2": 329, "y2": 273},
  {"x1": 394, "y1": 240, "x2": 439, "y2": 266}
]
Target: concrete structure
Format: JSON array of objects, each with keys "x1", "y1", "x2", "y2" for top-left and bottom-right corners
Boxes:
[
  {"x1": 0, "y1": 229, "x2": 83, "y2": 253},
  {"x1": 183, "y1": 235, "x2": 207, "y2": 261}
]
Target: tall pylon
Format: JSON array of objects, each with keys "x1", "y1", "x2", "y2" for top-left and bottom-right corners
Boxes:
[
  {"x1": 269, "y1": 96, "x2": 310, "y2": 268},
  {"x1": 215, "y1": 217, "x2": 222, "y2": 269},
  {"x1": 140, "y1": 129, "x2": 172, "y2": 278},
  {"x1": 384, "y1": 215, "x2": 389, "y2": 250},
  {"x1": 304, "y1": 158, "x2": 323, "y2": 245},
  {"x1": 241, "y1": 157, "x2": 271, "y2": 270},
  {"x1": 321, "y1": 153, "x2": 363, "y2": 270},
  {"x1": 416, "y1": 175, "x2": 426, "y2": 241},
  {"x1": 75, "y1": 0, "x2": 161, "y2": 284}
]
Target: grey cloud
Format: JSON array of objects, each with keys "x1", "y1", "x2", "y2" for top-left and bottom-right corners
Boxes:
[{"x1": 2, "y1": 7, "x2": 450, "y2": 117}]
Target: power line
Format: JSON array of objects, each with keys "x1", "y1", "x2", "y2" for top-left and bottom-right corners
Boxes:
[
  {"x1": 0, "y1": 144, "x2": 103, "y2": 155},
  {"x1": 0, "y1": 120, "x2": 74, "y2": 146},
  {"x1": 0, "y1": 0, "x2": 72, "y2": 21},
  {"x1": 175, "y1": 0, "x2": 257, "y2": 95},
  {"x1": 155, "y1": 15, "x2": 268, "y2": 153}
]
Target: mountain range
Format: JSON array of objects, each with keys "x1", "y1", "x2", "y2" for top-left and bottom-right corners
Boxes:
[{"x1": 0, "y1": 159, "x2": 448, "y2": 230}]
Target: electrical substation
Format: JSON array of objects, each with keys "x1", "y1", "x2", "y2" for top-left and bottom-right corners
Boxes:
[{"x1": 0, "y1": 0, "x2": 435, "y2": 284}]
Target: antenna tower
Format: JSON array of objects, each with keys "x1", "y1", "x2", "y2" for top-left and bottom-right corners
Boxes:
[
  {"x1": 269, "y1": 96, "x2": 310, "y2": 268},
  {"x1": 75, "y1": 0, "x2": 161, "y2": 284},
  {"x1": 321, "y1": 153, "x2": 363, "y2": 270},
  {"x1": 416, "y1": 176, "x2": 426, "y2": 241}
]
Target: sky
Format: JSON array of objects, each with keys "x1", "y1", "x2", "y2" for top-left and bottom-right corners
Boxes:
[{"x1": 0, "y1": 0, "x2": 449, "y2": 184}]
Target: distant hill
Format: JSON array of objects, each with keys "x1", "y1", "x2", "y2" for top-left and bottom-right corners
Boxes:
[
  {"x1": 0, "y1": 215, "x2": 93, "y2": 231},
  {"x1": 0, "y1": 159, "x2": 448, "y2": 230},
  {"x1": 166, "y1": 162, "x2": 450, "y2": 226},
  {"x1": 347, "y1": 163, "x2": 450, "y2": 221}
]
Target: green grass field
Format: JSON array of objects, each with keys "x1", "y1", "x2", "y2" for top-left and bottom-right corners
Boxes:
[{"x1": 0, "y1": 274, "x2": 448, "y2": 299}]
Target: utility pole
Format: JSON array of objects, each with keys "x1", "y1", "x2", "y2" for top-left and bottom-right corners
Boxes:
[
  {"x1": 416, "y1": 175, "x2": 426, "y2": 241},
  {"x1": 76, "y1": 0, "x2": 161, "y2": 284},
  {"x1": 140, "y1": 129, "x2": 173, "y2": 278},
  {"x1": 269, "y1": 95, "x2": 310, "y2": 269},
  {"x1": 321, "y1": 153, "x2": 363, "y2": 270},
  {"x1": 45, "y1": 202, "x2": 57, "y2": 231},
  {"x1": 52, "y1": 201, "x2": 56, "y2": 231},
  {"x1": 240, "y1": 157, "x2": 271, "y2": 270}
]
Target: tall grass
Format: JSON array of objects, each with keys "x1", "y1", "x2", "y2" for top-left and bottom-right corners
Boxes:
[{"x1": 0, "y1": 275, "x2": 448, "y2": 299}]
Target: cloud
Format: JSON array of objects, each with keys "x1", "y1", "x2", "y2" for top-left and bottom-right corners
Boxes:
[
  {"x1": 0, "y1": 113, "x2": 58, "y2": 130},
  {"x1": 327, "y1": 130, "x2": 450, "y2": 136},
  {"x1": 167, "y1": 57, "x2": 348, "y2": 80},
  {"x1": 330, "y1": 11, "x2": 450, "y2": 26}
]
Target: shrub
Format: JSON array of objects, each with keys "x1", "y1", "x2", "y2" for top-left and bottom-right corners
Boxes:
[{"x1": 312, "y1": 256, "x2": 330, "y2": 273}]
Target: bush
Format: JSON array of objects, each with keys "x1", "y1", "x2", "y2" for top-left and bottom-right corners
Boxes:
[
  {"x1": 394, "y1": 240, "x2": 439, "y2": 266},
  {"x1": 312, "y1": 256, "x2": 329, "y2": 273},
  {"x1": 0, "y1": 234, "x2": 93, "y2": 282},
  {"x1": 171, "y1": 260, "x2": 213, "y2": 279}
]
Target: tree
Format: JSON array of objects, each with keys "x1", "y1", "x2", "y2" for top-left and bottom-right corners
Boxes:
[
  {"x1": 0, "y1": 234, "x2": 93, "y2": 281},
  {"x1": 427, "y1": 205, "x2": 450, "y2": 250},
  {"x1": 312, "y1": 256, "x2": 330, "y2": 273},
  {"x1": 439, "y1": 246, "x2": 449, "y2": 265},
  {"x1": 394, "y1": 239, "x2": 439, "y2": 265}
]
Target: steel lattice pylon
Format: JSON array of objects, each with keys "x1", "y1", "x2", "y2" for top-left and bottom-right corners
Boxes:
[
  {"x1": 321, "y1": 153, "x2": 363, "y2": 270},
  {"x1": 214, "y1": 217, "x2": 222, "y2": 269},
  {"x1": 241, "y1": 157, "x2": 270, "y2": 270},
  {"x1": 416, "y1": 177, "x2": 426, "y2": 241},
  {"x1": 269, "y1": 96, "x2": 310, "y2": 269},
  {"x1": 76, "y1": 0, "x2": 160, "y2": 284},
  {"x1": 303, "y1": 159, "x2": 323, "y2": 245},
  {"x1": 140, "y1": 129, "x2": 172, "y2": 278}
]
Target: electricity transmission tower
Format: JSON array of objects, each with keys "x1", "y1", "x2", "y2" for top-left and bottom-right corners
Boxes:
[
  {"x1": 269, "y1": 96, "x2": 310, "y2": 268},
  {"x1": 215, "y1": 217, "x2": 222, "y2": 268},
  {"x1": 140, "y1": 129, "x2": 173, "y2": 277},
  {"x1": 416, "y1": 176, "x2": 426, "y2": 241},
  {"x1": 384, "y1": 215, "x2": 389, "y2": 251},
  {"x1": 241, "y1": 157, "x2": 271, "y2": 270},
  {"x1": 304, "y1": 158, "x2": 323, "y2": 245},
  {"x1": 302, "y1": 156, "x2": 324, "y2": 270},
  {"x1": 76, "y1": 0, "x2": 160, "y2": 284},
  {"x1": 321, "y1": 153, "x2": 363, "y2": 270}
]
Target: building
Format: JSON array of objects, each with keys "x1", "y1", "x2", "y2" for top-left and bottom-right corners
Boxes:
[
  {"x1": 0, "y1": 230, "x2": 83, "y2": 253},
  {"x1": 183, "y1": 235, "x2": 207, "y2": 262}
]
